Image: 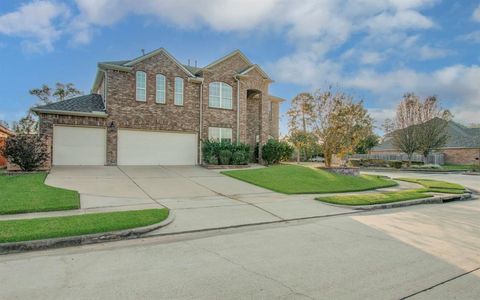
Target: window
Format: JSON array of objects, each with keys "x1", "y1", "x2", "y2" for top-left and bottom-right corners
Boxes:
[
  {"x1": 136, "y1": 71, "x2": 146, "y2": 102},
  {"x1": 156, "y1": 74, "x2": 166, "y2": 104},
  {"x1": 209, "y1": 82, "x2": 232, "y2": 109},
  {"x1": 174, "y1": 77, "x2": 184, "y2": 105},
  {"x1": 208, "y1": 127, "x2": 233, "y2": 143}
]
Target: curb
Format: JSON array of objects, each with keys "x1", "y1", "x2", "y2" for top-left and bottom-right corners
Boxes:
[
  {"x1": 360, "y1": 168, "x2": 480, "y2": 174},
  {"x1": 0, "y1": 211, "x2": 175, "y2": 255},
  {"x1": 319, "y1": 192, "x2": 473, "y2": 211}
]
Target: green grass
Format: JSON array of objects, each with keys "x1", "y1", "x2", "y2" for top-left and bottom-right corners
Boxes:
[
  {"x1": 316, "y1": 178, "x2": 466, "y2": 206},
  {"x1": 222, "y1": 164, "x2": 397, "y2": 194},
  {"x1": 441, "y1": 164, "x2": 475, "y2": 171},
  {"x1": 0, "y1": 208, "x2": 169, "y2": 243},
  {"x1": 0, "y1": 173, "x2": 80, "y2": 214}
]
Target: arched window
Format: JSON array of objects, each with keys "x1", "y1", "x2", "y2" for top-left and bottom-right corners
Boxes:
[
  {"x1": 209, "y1": 82, "x2": 232, "y2": 109},
  {"x1": 156, "y1": 74, "x2": 166, "y2": 103},
  {"x1": 174, "y1": 77, "x2": 184, "y2": 105},
  {"x1": 135, "y1": 71, "x2": 146, "y2": 102}
]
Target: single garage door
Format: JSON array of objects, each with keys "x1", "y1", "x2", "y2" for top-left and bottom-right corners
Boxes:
[
  {"x1": 53, "y1": 126, "x2": 106, "y2": 165},
  {"x1": 118, "y1": 130, "x2": 197, "y2": 165}
]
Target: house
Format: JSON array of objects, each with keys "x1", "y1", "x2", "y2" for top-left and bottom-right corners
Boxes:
[
  {"x1": 372, "y1": 120, "x2": 480, "y2": 165},
  {"x1": 0, "y1": 124, "x2": 14, "y2": 168},
  {"x1": 31, "y1": 48, "x2": 283, "y2": 166}
]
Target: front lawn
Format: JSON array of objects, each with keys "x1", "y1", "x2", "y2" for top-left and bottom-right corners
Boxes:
[
  {"x1": 222, "y1": 164, "x2": 397, "y2": 194},
  {"x1": 0, "y1": 173, "x2": 80, "y2": 214},
  {"x1": 316, "y1": 178, "x2": 466, "y2": 206},
  {"x1": 0, "y1": 208, "x2": 169, "y2": 243}
]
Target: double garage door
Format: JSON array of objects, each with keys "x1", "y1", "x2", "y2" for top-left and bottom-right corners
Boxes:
[{"x1": 52, "y1": 126, "x2": 197, "y2": 166}]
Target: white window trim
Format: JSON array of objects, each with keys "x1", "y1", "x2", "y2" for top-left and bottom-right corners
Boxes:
[
  {"x1": 208, "y1": 127, "x2": 233, "y2": 143},
  {"x1": 156, "y1": 74, "x2": 166, "y2": 104},
  {"x1": 174, "y1": 77, "x2": 184, "y2": 106},
  {"x1": 209, "y1": 82, "x2": 233, "y2": 109},
  {"x1": 136, "y1": 71, "x2": 147, "y2": 102}
]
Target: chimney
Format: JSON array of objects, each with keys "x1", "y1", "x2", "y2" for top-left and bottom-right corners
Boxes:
[{"x1": 141, "y1": 49, "x2": 145, "y2": 56}]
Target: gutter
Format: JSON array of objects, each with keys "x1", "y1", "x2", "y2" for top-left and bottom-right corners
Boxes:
[
  {"x1": 31, "y1": 108, "x2": 108, "y2": 118},
  {"x1": 199, "y1": 81, "x2": 204, "y2": 164}
]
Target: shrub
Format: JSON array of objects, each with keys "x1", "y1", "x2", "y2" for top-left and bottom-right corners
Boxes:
[
  {"x1": 388, "y1": 161, "x2": 403, "y2": 169},
  {"x1": 202, "y1": 140, "x2": 250, "y2": 165},
  {"x1": 410, "y1": 164, "x2": 442, "y2": 169},
  {"x1": 219, "y1": 150, "x2": 232, "y2": 165},
  {"x1": 261, "y1": 139, "x2": 294, "y2": 165},
  {"x1": 2, "y1": 134, "x2": 47, "y2": 171},
  {"x1": 471, "y1": 164, "x2": 480, "y2": 172},
  {"x1": 349, "y1": 159, "x2": 361, "y2": 167},
  {"x1": 232, "y1": 151, "x2": 248, "y2": 165}
]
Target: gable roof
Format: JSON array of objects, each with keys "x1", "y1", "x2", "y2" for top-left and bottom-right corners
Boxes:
[
  {"x1": 31, "y1": 94, "x2": 107, "y2": 117},
  {"x1": 204, "y1": 49, "x2": 252, "y2": 69},
  {"x1": 374, "y1": 120, "x2": 480, "y2": 150},
  {"x1": 238, "y1": 64, "x2": 271, "y2": 80}
]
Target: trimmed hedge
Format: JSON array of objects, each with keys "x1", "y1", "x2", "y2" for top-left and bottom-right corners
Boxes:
[
  {"x1": 262, "y1": 139, "x2": 294, "y2": 165},
  {"x1": 202, "y1": 141, "x2": 250, "y2": 165}
]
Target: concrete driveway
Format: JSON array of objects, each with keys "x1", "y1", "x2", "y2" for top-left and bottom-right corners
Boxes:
[{"x1": 46, "y1": 166, "x2": 354, "y2": 232}]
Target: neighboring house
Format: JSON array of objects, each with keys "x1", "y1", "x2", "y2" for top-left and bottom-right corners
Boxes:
[
  {"x1": 372, "y1": 120, "x2": 480, "y2": 165},
  {"x1": 31, "y1": 48, "x2": 283, "y2": 166},
  {"x1": 0, "y1": 124, "x2": 14, "y2": 167}
]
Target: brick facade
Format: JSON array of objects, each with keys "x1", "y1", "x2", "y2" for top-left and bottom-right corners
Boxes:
[
  {"x1": 371, "y1": 148, "x2": 480, "y2": 165},
  {"x1": 37, "y1": 49, "x2": 281, "y2": 166}
]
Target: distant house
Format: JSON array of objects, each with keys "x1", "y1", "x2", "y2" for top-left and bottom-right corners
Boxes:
[
  {"x1": 0, "y1": 124, "x2": 14, "y2": 168},
  {"x1": 372, "y1": 121, "x2": 480, "y2": 165}
]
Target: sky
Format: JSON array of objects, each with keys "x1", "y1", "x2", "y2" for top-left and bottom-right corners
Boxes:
[{"x1": 0, "y1": 0, "x2": 479, "y2": 135}]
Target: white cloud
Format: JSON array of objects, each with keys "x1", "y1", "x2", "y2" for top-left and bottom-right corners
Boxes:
[
  {"x1": 0, "y1": 1, "x2": 69, "y2": 51},
  {"x1": 360, "y1": 52, "x2": 384, "y2": 65},
  {"x1": 473, "y1": 4, "x2": 480, "y2": 22},
  {"x1": 417, "y1": 45, "x2": 450, "y2": 60},
  {"x1": 458, "y1": 30, "x2": 480, "y2": 43}
]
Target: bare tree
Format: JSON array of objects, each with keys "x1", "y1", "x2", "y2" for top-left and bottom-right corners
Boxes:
[
  {"x1": 30, "y1": 82, "x2": 82, "y2": 105},
  {"x1": 13, "y1": 112, "x2": 38, "y2": 134},
  {"x1": 287, "y1": 93, "x2": 317, "y2": 162}
]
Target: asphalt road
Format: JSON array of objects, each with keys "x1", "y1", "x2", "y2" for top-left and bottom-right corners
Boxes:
[{"x1": 1, "y1": 172, "x2": 479, "y2": 300}]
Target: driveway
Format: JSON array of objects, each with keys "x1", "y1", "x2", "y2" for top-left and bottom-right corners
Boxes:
[{"x1": 46, "y1": 166, "x2": 353, "y2": 232}]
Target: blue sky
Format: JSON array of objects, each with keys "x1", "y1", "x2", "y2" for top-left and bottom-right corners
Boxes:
[{"x1": 1, "y1": 0, "x2": 480, "y2": 135}]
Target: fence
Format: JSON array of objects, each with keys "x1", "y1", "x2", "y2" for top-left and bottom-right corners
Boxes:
[{"x1": 350, "y1": 153, "x2": 444, "y2": 165}]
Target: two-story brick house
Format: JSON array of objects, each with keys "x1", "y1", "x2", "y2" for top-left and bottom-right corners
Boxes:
[{"x1": 32, "y1": 48, "x2": 283, "y2": 166}]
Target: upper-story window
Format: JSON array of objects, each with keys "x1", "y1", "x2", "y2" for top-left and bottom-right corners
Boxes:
[
  {"x1": 174, "y1": 77, "x2": 184, "y2": 105},
  {"x1": 156, "y1": 74, "x2": 166, "y2": 104},
  {"x1": 209, "y1": 82, "x2": 232, "y2": 109},
  {"x1": 135, "y1": 71, "x2": 146, "y2": 102}
]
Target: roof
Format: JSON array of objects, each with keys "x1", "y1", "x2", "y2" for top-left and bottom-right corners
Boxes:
[
  {"x1": 374, "y1": 120, "x2": 480, "y2": 150},
  {"x1": 204, "y1": 49, "x2": 251, "y2": 69},
  {"x1": 0, "y1": 124, "x2": 14, "y2": 136},
  {"x1": 238, "y1": 64, "x2": 271, "y2": 80},
  {"x1": 31, "y1": 94, "x2": 107, "y2": 117}
]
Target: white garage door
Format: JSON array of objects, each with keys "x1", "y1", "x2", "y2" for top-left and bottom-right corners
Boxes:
[
  {"x1": 53, "y1": 126, "x2": 106, "y2": 165},
  {"x1": 118, "y1": 130, "x2": 197, "y2": 165}
]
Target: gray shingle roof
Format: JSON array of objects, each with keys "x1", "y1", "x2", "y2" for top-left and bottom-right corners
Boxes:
[
  {"x1": 33, "y1": 94, "x2": 105, "y2": 113},
  {"x1": 182, "y1": 64, "x2": 202, "y2": 75},
  {"x1": 374, "y1": 120, "x2": 480, "y2": 150}
]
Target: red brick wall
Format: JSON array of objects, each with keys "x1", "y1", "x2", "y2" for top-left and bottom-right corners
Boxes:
[{"x1": 0, "y1": 137, "x2": 6, "y2": 167}]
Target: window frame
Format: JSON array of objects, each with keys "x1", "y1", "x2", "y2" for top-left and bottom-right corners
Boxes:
[
  {"x1": 155, "y1": 74, "x2": 166, "y2": 104},
  {"x1": 208, "y1": 127, "x2": 233, "y2": 143},
  {"x1": 174, "y1": 77, "x2": 184, "y2": 106},
  {"x1": 208, "y1": 82, "x2": 233, "y2": 109},
  {"x1": 135, "y1": 71, "x2": 147, "y2": 102}
]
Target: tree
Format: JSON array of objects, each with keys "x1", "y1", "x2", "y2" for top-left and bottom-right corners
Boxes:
[
  {"x1": 13, "y1": 112, "x2": 38, "y2": 134},
  {"x1": 391, "y1": 93, "x2": 450, "y2": 165},
  {"x1": 0, "y1": 120, "x2": 9, "y2": 128},
  {"x1": 355, "y1": 134, "x2": 380, "y2": 154},
  {"x1": 306, "y1": 88, "x2": 373, "y2": 167},
  {"x1": 381, "y1": 118, "x2": 395, "y2": 135},
  {"x1": 2, "y1": 135, "x2": 48, "y2": 171},
  {"x1": 287, "y1": 93, "x2": 315, "y2": 132},
  {"x1": 30, "y1": 82, "x2": 82, "y2": 105},
  {"x1": 288, "y1": 130, "x2": 318, "y2": 162}
]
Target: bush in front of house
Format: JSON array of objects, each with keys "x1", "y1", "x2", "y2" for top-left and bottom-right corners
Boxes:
[
  {"x1": 388, "y1": 161, "x2": 403, "y2": 169},
  {"x1": 2, "y1": 134, "x2": 48, "y2": 171},
  {"x1": 202, "y1": 140, "x2": 251, "y2": 165},
  {"x1": 261, "y1": 139, "x2": 294, "y2": 165}
]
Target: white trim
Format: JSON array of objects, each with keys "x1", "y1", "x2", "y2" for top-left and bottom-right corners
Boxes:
[
  {"x1": 174, "y1": 77, "x2": 184, "y2": 106},
  {"x1": 31, "y1": 108, "x2": 108, "y2": 118},
  {"x1": 136, "y1": 71, "x2": 147, "y2": 102},
  {"x1": 124, "y1": 48, "x2": 195, "y2": 77},
  {"x1": 155, "y1": 74, "x2": 166, "y2": 104},
  {"x1": 205, "y1": 49, "x2": 251, "y2": 69},
  {"x1": 239, "y1": 64, "x2": 271, "y2": 80},
  {"x1": 208, "y1": 82, "x2": 233, "y2": 109}
]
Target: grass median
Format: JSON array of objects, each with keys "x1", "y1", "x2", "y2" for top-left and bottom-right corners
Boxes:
[
  {"x1": 316, "y1": 178, "x2": 466, "y2": 206},
  {"x1": 0, "y1": 173, "x2": 80, "y2": 214},
  {"x1": 222, "y1": 164, "x2": 397, "y2": 194},
  {"x1": 0, "y1": 208, "x2": 169, "y2": 244}
]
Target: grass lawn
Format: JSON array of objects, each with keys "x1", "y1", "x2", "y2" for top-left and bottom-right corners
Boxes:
[
  {"x1": 222, "y1": 164, "x2": 397, "y2": 194},
  {"x1": 0, "y1": 173, "x2": 80, "y2": 214},
  {"x1": 441, "y1": 164, "x2": 475, "y2": 171},
  {"x1": 0, "y1": 208, "x2": 169, "y2": 243},
  {"x1": 316, "y1": 178, "x2": 466, "y2": 206}
]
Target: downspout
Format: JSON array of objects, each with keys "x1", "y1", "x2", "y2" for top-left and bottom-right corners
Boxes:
[
  {"x1": 235, "y1": 76, "x2": 241, "y2": 144},
  {"x1": 199, "y1": 82, "x2": 203, "y2": 164}
]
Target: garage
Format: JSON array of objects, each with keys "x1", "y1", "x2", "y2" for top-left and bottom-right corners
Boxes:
[
  {"x1": 53, "y1": 126, "x2": 106, "y2": 165},
  {"x1": 117, "y1": 129, "x2": 197, "y2": 165}
]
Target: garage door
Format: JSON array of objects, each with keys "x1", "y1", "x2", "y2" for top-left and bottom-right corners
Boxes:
[
  {"x1": 53, "y1": 126, "x2": 106, "y2": 165},
  {"x1": 118, "y1": 130, "x2": 197, "y2": 165}
]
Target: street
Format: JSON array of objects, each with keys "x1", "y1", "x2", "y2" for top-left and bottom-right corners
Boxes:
[{"x1": 1, "y1": 172, "x2": 479, "y2": 300}]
